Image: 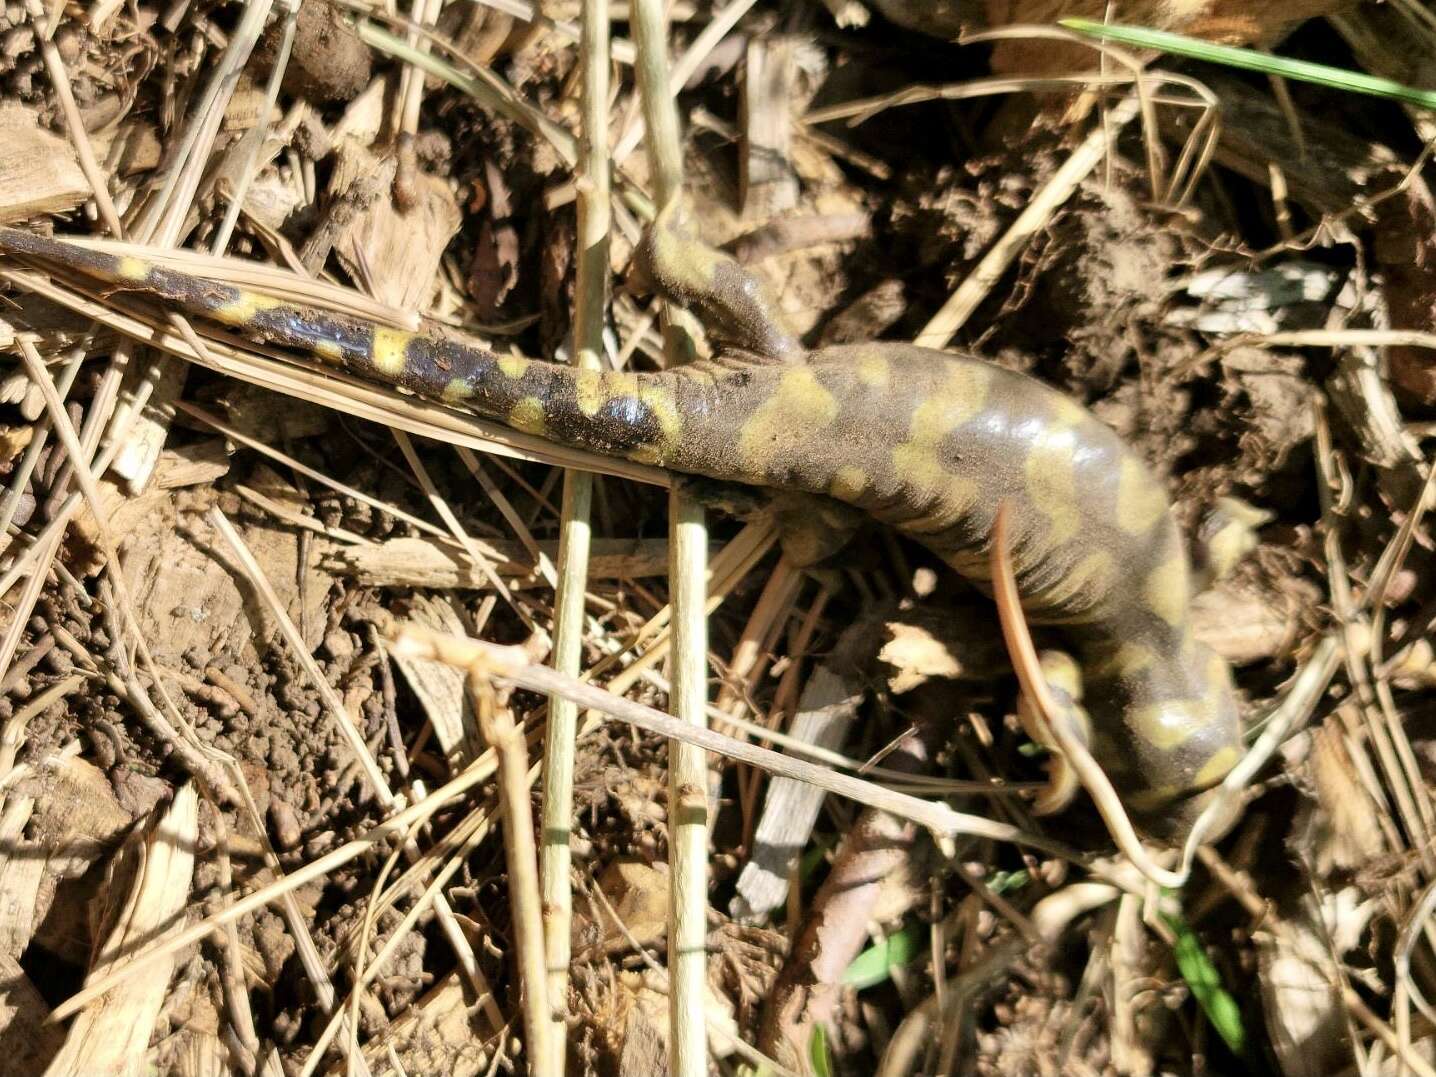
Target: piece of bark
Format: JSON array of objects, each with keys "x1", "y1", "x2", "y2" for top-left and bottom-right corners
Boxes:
[
  {"x1": 1190, "y1": 581, "x2": 1303, "y2": 667},
  {"x1": 322, "y1": 970, "x2": 491, "y2": 1077},
  {"x1": 333, "y1": 156, "x2": 462, "y2": 312},
  {"x1": 740, "y1": 37, "x2": 799, "y2": 219},
  {"x1": 6, "y1": 755, "x2": 133, "y2": 964},
  {"x1": 758, "y1": 727, "x2": 937, "y2": 1070},
  {"x1": 0, "y1": 799, "x2": 41, "y2": 961}
]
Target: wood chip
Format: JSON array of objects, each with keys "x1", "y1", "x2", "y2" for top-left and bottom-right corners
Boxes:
[
  {"x1": 0, "y1": 104, "x2": 90, "y2": 225},
  {"x1": 0, "y1": 953, "x2": 65, "y2": 1074},
  {"x1": 323, "y1": 970, "x2": 491, "y2": 1077},
  {"x1": 387, "y1": 593, "x2": 482, "y2": 768},
  {"x1": 43, "y1": 784, "x2": 199, "y2": 1077},
  {"x1": 731, "y1": 664, "x2": 863, "y2": 920},
  {"x1": 325, "y1": 534, "x2": 675, "y2": 588}
]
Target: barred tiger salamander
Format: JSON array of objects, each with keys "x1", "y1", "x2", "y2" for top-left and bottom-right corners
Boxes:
[{"x1": 0, "y1": 211, "x2": 1243, "y2": 834}]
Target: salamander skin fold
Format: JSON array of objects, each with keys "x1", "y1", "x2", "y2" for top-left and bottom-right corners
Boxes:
[{"x1": 0, "y1": 215, "x2": 1243, "y2": 835}]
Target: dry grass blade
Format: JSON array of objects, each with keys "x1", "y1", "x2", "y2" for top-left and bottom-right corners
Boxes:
[
  {"x1": 538, "y1": 0, "x2": 612, "y2": 1061},
  {"x1": 469, "y1": 668, "x2": 554, "y2": 1075}
]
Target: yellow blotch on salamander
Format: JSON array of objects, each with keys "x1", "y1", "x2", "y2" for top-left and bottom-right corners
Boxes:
[
  {"x1": 442, "y1": 379, "x2": 473, "y2": 403},
  {"x1": 1087, "y1": 641, "x2": 1157, "y2": 681},
  {"x1": 1191, "y1": 743, "x2": 1242, "y2": 788},
  {"x1": 828, "y1": 465, "x2": 869, "y2": 503},
  {"x1": 1023, "y1": 427, "x2": 1081, "y2": 548},
  {"x1": 1128, "y1": 699, "x2": 1209, "y2": 752},
  {"x1": 890, "y1": 443, "x2": 979, "y2": 534},
  {"x1": 315, "y1": 339, "x2": 345, "y2": 362},
  {"x1": 856, "y1": 351, "x2": 891, "y2": 390},
  {"x1": 214, "y1": 289, "x2": 284, "y2": 327},
  {"x1": 509, "y1": 396, "x2": 548, "y2": 435},
  {"x1": 649, "y1": 218, "x2": 725, "y2": 293},
  {"x1": 371, "y1": 328, "x2": 413, "y2": 376},
  {"x1": 627, "y1": 384, "x2": 684, "y2": 465},
  {"x1": 498, "y1": 354, "x2": 530, "y2": 380},
  {"x1": 116, "y1": 256, "x2": 150, "y2": 281},
  {"x1": 574, "y1": 368, "x2": 606, "y2": 416},
  {"x1": 1115, "y1": 456, "x2": 1168, "y2": 535},
  {"x1": 737, "y1": 367, "x2": 839, "y2": 471},
  {"x1": 907, "y1": 364, "x2": 990, "y2": 447},
  {"x1": 1144, "y1": 553, "x2": 1189, "y2": 627}
]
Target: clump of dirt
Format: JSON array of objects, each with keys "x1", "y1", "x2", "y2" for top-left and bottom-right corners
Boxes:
[{"x1": 256, "y1": 0, "x2": 371, "y2": 104}]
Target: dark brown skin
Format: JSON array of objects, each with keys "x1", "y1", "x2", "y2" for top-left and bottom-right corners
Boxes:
[{"x1": 0, "y1": 212, "x2": 1242, "y2": 830}]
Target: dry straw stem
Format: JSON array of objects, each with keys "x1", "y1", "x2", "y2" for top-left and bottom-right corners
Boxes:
[
  {"x1": 211, "y1": 1, "x2": 297, "y2": 253},
  {"x1": 611, "y1": 0, "x2": 761, "y2": 166},
  {"x1": 630, "y1": 0, "x2": 711, "y2": 1065},
  {"x1": 30, "y1": 235, "x2": 420, "y2": 327},
  {"x1": 22, "y1": 0, "x2": 123, "y2": 235},
  {"x1": 391, "y1": 429, "x2": 529, "y2": 623},
  {"x1": 1313, "y1": 402, "x2": 1435, "y2": 869},
  {"x1": 538, "y1": 0, "x2": 612, "y2": 1060},
  {"x1": 341, "y1": 0, "x2": 638, "y2": 64},
  {"x1": 109, "y1": 0, "x2": 278, "y2": 491},
  {"x1": 389, "y1": 625, "x2": 1079, "y2": 852},
  {"x1": 0, "y1": 327, "x2": 139, "y2": 680},
  {"x1": 470, "y1": 670, "x2": 556, "y2": 1076},
  {"x1": 663, "y1": 488, "x2": 711, "y2": 1077},
  {"x1": 356, "y1": 20, "x2": 579, "y2": 168},
  {"x1": 208, "y1": 508, "x2": 389, "y2": 798}
]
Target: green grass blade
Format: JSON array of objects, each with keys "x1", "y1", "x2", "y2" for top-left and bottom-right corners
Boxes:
[
  {"x1": 808, "y1": 1024, "x2": 835, "y2": 1077},
  {"x1": 1161, "y1": 909, "x2": 1248, "y2": 1056},
  {"x1": 843, "y1": 922, "x2": 925, "y2": 990},
  {"x1": 1060, "y1": 17, "x2": 1436, "y2": 111}
]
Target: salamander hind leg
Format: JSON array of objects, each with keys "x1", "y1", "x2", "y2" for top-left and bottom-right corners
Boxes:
[
  {"x1": 676, "y1": 479, "x2": 863, "y2": 569},
  {"x1": 635, "y1": 199, "x2": 802, "y2": 365}
]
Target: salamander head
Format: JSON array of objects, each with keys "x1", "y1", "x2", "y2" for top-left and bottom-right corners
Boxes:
[{"x1": 1084, "y1": 638, "x2": 1244, "y2": 841}]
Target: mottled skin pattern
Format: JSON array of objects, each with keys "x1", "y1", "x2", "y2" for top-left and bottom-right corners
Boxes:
[{"x1": 0, "y1": 216, "x2": 1242, "y2": 833}]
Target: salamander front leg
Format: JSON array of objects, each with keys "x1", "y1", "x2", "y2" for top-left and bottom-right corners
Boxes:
[{"x1": 635, "y1": 200, "x2": 803, "y2": 365}]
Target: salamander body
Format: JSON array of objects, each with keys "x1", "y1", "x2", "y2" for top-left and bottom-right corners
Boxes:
[{"x1": 0, "y1": 215, "x2": 1243, "y2": 832}]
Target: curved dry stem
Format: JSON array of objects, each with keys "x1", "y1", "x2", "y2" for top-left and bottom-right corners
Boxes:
[{"x1": 989, "y1": 502, "x2": 1186, "y2": 890}]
